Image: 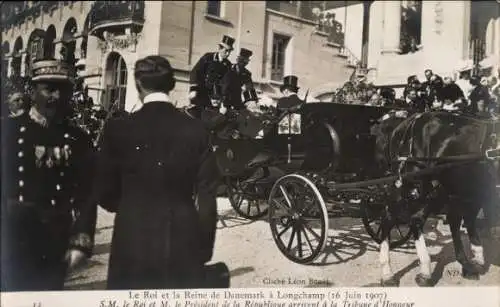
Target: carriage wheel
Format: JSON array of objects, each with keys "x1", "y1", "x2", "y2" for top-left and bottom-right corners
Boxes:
[
  {"x1": 268, "y1": 174, "x2": 329, "y2": 264},
  {"x1": 361, "y1": 199, "x2": 412, "y2": 249},
  {"x1": 226, "y1": 177, "x2": 269, "y2": 220}
]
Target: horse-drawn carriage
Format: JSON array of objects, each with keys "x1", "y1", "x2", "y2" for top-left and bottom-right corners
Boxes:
[{"x1": 193, "y1": 101, "x2": 500, "y2": 285}]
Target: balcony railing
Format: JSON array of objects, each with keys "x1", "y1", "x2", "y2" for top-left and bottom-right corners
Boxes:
[
  {"x1": 266, "y1": 1, "x2": 316, "y2": 21},
  {"x1": 88, "y1": 1, "x2": 145, "y2": 38},
  {"x1": 1, "y1": 1, "x2": 78, "y2": 30}
]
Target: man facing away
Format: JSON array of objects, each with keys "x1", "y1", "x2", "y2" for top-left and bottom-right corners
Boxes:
[
  {"x1": 1, "y1": 59, "x2": 98, "y2": 291},
  {"x1": 88, "y1": 55, "x2": 220, "y2": 289},
  {"x1": 277, "y1": 75, "x2": 305, "y2": 110},
  {"x1": 189, "y1": 35, "x2": 234, "y2": 118}
]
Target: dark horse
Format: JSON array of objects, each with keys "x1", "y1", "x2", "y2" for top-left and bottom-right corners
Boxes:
[{"x1": 371, "y1": 110, "x2": 499, "y2": 287}]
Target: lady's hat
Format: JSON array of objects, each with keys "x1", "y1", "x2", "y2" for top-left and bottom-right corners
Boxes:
[
  {"x1": 280, "y1": 75, "x2": 299, "y2": 92},
  {"x1": 219, "y1": 35, "x2": 235, "y2": 51},
  {"x1": 242, "y1": 87, "x2": 259, "y2": 103},
  {"x1": 31, "y1": 59, "x2": 75, "y2": 84}
]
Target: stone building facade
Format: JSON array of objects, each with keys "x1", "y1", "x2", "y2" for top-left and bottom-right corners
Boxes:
[
  {"x1": 1, "y1": 1, "x2": 357, "y2": 111},
  {"x1": 320, "y1": 0, "x2": 499, "y2": 97}
]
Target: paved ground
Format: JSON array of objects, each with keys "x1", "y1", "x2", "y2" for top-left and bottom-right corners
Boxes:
[{"x1": 64, "y1": 198, "x2": 500, "y2": 289}]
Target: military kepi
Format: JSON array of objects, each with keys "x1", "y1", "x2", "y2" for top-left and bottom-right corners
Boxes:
[
  {"x1": 239, "y1": 48, "x2": 253, "y2": 59},
  {"x1": 31, "y1": 59, "x2": 75, "y2": 84},
  {"x1": 219, "y1": 35, "x2": 235, "y2": 50},
  {"x1": 280, "y1": 75, "x2": 299, "y2": 92}
]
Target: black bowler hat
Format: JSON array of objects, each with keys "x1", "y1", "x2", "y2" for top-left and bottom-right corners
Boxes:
[
  {"x1": 242, "y1": 88, "x2": 259, "y2": 103},
  {"x1": 219, "y1": 35, "x2": 235, "y2": 50},
  {"x1": 280, "y1": 75, "x2": 299, "y2": 92},
  {"x1": 239, "y1": 48, "x2": 253, "y2": 59}
]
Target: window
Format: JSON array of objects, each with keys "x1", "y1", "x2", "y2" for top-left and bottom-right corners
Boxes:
[
  {"x1": 271, "y1": 34, "x2": 290, "y2": 82},
  {"x1": 400, "y1": 1, "x2": 422, "y2": 54},
  {"x1": 207, "y1": 1, "x2": 221, "y2": 17},
  {"x1": 105, "y1": 52, "x2": 128, "y2": 111}
]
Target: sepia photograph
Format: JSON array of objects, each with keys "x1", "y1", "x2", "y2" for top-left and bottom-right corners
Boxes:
[{"x1": 1, "y1": 1, "x2": 500, "y2": 306}]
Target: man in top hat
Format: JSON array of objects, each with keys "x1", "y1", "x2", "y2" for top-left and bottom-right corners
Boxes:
[
  {"x1": 87, "y1": 55, "x2": 220, "y2": 289},
  {"x1": 221, "y1": 48, "x2": 256, "y2": 111},
  {"x1": 1, "y1": 59, "x2": 98, "y2": 291},
  {"x1": 189, "y1": 35, "x2": 235, "y2": 118},
  {"x1": 277, "y1": 75, "x2": 304, "y2": 110}
]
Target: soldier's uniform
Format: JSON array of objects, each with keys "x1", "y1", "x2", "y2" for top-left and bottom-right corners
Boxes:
[
  {"x1": 221, "y1": 48, "x2": 254, "y2": 111},
  {"x1": 1, "y1": 60, "x2": 97, "y2": 291},
  {"x1": 189, "y1": 35, "x2": 234, "y2": 114}
]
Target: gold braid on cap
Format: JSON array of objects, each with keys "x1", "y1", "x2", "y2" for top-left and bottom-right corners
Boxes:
[{"x1": 31, "y1": 60, "x2": 75, "y2": 83}]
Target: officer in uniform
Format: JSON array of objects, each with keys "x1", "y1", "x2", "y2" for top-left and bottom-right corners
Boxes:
[
  {"x1": 277, "y1": 75, "x2": 305, "y2": 110},
  {"x1": 189, "y1": 35, "x2": 235, "y2": 118},
  {"x1": 221, "y1": 48, "x2": 255, "y2": 111},
  {"x1": 1, "y1": 59, "x2": 98, "y2": 291}
]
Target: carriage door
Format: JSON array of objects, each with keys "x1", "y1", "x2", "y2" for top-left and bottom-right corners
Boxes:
[{"x1": 104, "y1": 52, "x2": 127, "y2": 112}]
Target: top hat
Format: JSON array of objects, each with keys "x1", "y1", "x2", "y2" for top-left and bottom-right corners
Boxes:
[
  {"x1": 242, "y1": 87, "x2": 259, "y2": 103},
  {"x1": 31, "y1": 59, "x2": 75, "y2": 84},
  {"x1": 219, "y1": 35, "x2": 235, "y2": 50},
  {"x1": 280, "y1": 75, "x2": 299, "y2": 92},
  {"x1": 239, "y1": 48, "x2": 253, "y2": 59}
]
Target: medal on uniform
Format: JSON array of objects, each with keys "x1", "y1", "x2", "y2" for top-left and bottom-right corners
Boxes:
[
  {"x1": 46, "y1": 148, "x2": 54, "y2": 168},
  {"x1": 53, "y1": 146, "x2": 62, "y2": 165},
  {"x1": 34, "y1": 145, "x2": 46, "y2": 168}
]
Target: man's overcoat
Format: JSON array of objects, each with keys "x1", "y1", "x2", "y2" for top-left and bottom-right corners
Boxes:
[{"x1": 91, "y1": 101, "x2": 220, "y2": 289}]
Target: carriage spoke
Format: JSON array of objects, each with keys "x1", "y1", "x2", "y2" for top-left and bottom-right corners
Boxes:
[
  {"x1": 272, "y1": 199, "x2": 293, "y2": 215},
  {"x1": 287, "y1": 227, "x2": 297, "y2": 252},
  {"x1": 246, "y1": 201, "x2": 251, "y2": 216},
  {"x1": 297, "y1": 225, "x2": 303, "y2": 258},
  {"x1": 302, "y1": 221, "x2": 321, "y2": 241},
  {"x1": 279, "y1": 185, "x2": 294, "y2": 208},
  {"x1": 395, "y1": 224, "x2": 404, "y2": 238},
  {"x1": 301, "y1": 226, "x2": 315, "y2": 253},
  {"x1": 375, "y1": 225, "x2": 382, "y2": 239},
  {"x1": 278, "y1": 223, "x2": 293, "y2": 238},
  {"x1": 256, "y1": 201, "x2": 262, "y2": 215}
]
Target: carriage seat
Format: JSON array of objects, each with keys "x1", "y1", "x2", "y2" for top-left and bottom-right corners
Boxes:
[{"x1": 246, "y1": 151, "x2": 275, "y2": 168}]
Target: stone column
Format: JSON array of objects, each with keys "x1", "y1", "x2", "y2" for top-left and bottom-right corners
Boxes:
[
  {"x1": 495, "y1": 17, "x2": 500, "y2": 59},
  {"x1": 20, "y1": 52, "x2": 27, "y2": 77},
  {"x1": 381, "y1": 0, "x2": 401, "y2": 54},
  {"x1": 6, "y1": 56, "x2": 13, "y2": 77},
  {"x1": 74, "y1": 35, "x2": 84, "y2": 60}
]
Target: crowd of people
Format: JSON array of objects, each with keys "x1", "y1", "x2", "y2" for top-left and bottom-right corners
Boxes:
[
  {"x1": 331, "y1": 68, "x2": 500, "y2": 117},
  {"x1": 1, "y1": 32, "x2": 309, "y2": 292}
]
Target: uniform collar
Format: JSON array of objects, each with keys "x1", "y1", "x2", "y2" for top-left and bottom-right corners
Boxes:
[{"x1": 143, "y1": 92, "x2": 171, "y2": 104}]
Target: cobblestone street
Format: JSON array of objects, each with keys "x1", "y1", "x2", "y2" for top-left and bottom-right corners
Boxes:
[{"x1": 65, "y1": 198, "x2": 500, "y2": 290}]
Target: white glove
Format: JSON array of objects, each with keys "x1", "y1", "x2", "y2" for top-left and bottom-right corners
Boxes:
[
  {"x1": 65, "y1": 249, "x2": 87, "y2": 271},
  {"x1": 219, "y1": 105, "x2": 227, "y2": 114},
  {"x1": 188, "y1": 91, "x2": 197, "y2": 100}
]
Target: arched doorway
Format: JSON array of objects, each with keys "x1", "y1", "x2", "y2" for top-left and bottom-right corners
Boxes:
[
  {"x1": 26, "y1": 28, "x2": 46, "y2": 77},
  {"x1": 44, "y1": 25, "x2": 56, "y2": 59},
  {"x1": 61, "y1": 17, "x2": 78, "y2": 65},
  {"x1": 11, "y1": 37, "x2": 23, "y2": 77},
  {"x1": 104, "y1": 52, "x2": 128, "y2": 111}
]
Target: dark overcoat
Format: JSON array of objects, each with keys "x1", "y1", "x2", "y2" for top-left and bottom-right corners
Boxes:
[
  {"x1": 1, "y1": 112, "x2": 97, "y2": 291},
  {"x1": 91, "y1": 101, "x2": 220, "y2": 289},
  {"x1": 190, "y1": 52, "x2": 232, "y2": 107},
  {"x1": 221, "y1": 64, "x2": 253, "y2": 110},
  {"x1": 276, "y1": 94, "x2": 304, "y2": 110}
]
